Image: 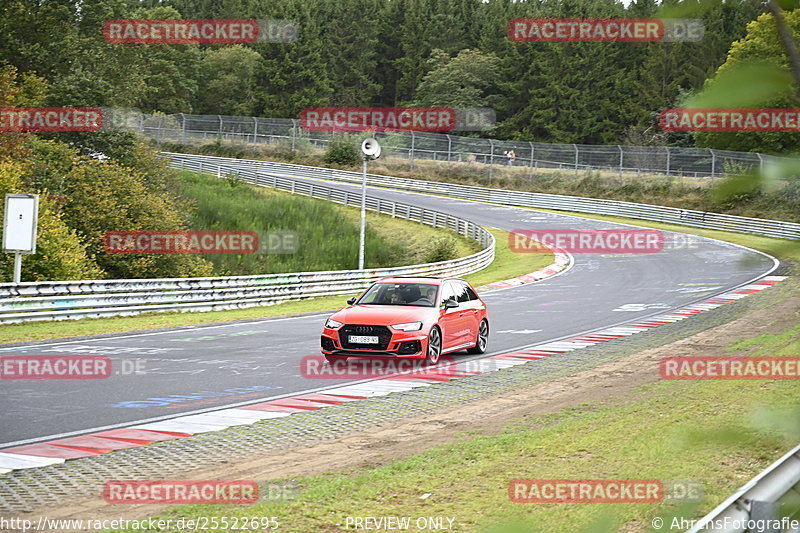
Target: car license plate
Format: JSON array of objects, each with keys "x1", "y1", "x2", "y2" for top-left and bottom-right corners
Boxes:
[{"x1": 349, "y1": 335, "x2": 379, "y2": 344}]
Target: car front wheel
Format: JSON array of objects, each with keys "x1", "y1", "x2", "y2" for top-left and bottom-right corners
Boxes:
[
  {"x1": 467, "y1": 320, "x2": 489, "y2": 354},
  {"x1": 425, "y1": 327, "x2": 442, "y2": 365}
]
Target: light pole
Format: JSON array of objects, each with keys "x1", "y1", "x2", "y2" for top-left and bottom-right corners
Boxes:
[{"x1": 358, "y1": 138, "x2": 381, "y2": 270}]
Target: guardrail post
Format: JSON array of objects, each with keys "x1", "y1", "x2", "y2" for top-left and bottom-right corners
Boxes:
[
  {"x1": 409, "y1": 131, "x2": 415, "y2": 171},
  {"x1": 617, "y1": 145, "x2": 623, "y2": 177},
  {"x1": 489, "y1": 139, "x2": 494, "y2": 182},
  {"x1": 573, "y1": 143, "x2": 579, "y2": 176},
  {"x1": 179, "y1": 113, "x2": 186, "y2": 144},
  {"x1": 710, "y1": 149, "x2": 717, "y2": 178},
  {"x1": 528, "y1": 141, "x2": 535, "y2": 180},
  {"x1": 446, "y1": 134, "x2": 452, "y2": 166}
]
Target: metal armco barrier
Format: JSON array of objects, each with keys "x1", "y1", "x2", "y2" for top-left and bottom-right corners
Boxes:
[
  {"x1": 166, "y1": 153, "x2": 800, "y2": 241},
  {"x1": 687, "y1": 443, "x2": 800, "y2": 533},
  {"x1": 0, "y1": 164, "x2": 495, "y2": 324}
]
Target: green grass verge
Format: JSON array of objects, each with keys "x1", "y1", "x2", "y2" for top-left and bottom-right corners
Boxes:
[
  {"x1": 173, "y1": 170, "x2": 479, "y2": 275},
  {"x1": 0, "y1": 227, "x2": 551, "y2": 344}
]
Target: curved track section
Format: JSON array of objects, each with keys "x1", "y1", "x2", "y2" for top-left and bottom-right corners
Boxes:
[{"x1": 0, "y1": 159, "x2": 779, "y2": 449}]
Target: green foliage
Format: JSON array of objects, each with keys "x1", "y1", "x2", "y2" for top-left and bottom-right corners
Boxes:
[
  {"x1": 423, "y1": 235, "x2": 458, "y2": 263},
  {"x1": 0, "y1": 0, "x2": 770, "y2": 148},
  {"x1": 171, "y1": 170, "x2": 418, "y2": 274},
  {"x1": 196, "y1": 45, "x2": 262, "y2": 116},
  {"x1": 60, "y1": 159, "x2": 213, "y2": 279},
  {"x1": 411, "y1": 48, "x2": 499, "y2": 108},
  {"x1": 694, "y1": 10, "x2": 800, "y2": 153},
  {"x1": 0, "y1": 66, "x2": 103, "y2": 282},
  {"x1": 0, "y1": 159, "x2": 103, "y2": 282},
  {"x1": 324, "y1": 136, "x2": 361, "y2": 166}
]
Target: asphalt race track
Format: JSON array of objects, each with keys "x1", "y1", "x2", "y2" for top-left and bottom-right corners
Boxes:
[{"x1": 0, "y1": 168, "x2": 778, "y2": 447}]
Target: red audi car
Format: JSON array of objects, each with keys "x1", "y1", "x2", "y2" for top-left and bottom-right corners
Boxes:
[{"x1": 320, "y1": 277, "x2": 489, "y2": 364}]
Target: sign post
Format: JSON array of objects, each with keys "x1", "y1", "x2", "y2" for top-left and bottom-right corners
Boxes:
[
  {"x1": 359, "y1": 138, "x2": 381, "y2": 270},
  {"x1": 3, "y1": 194, "x2": 39, "y2": 283}
]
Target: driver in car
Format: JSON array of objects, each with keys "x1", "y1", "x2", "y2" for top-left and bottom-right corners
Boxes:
[
  {"x1": 388, "y1": 291, "x2": 405, "y2": 304},
  {"x1": 410, "y1": 287, "x2": 437, "y2": 306}
]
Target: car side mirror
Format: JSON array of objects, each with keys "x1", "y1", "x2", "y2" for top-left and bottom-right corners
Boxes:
[
  {"x1": 444, "y1": 299, "x2": 459, "y2": 309},
  {"x1": 347, "y1": 297, "x2": 356, "y2": 305}
]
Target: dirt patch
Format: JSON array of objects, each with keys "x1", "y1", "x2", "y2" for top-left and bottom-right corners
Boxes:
[{"x1": 9, "y1": 288, "x2": 798, "y2": 531}]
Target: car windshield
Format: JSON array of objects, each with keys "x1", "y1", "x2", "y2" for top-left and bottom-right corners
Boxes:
[{"x1": 356, "y1": 282, "x2": 438, "y2": 307}]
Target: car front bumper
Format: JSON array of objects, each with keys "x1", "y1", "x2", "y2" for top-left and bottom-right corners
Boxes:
[{"x1": 321, "y1": 327, "x2": 428, "y2": 358}]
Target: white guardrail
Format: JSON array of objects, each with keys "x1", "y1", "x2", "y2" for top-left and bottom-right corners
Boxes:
[
  {"x1": 0, "y1": 160, "x2": 495, "y2": 324},
  {"x1": 168, "y1": 152, "x2": 800, "y2": 240},
  {"x1": 688, "y1": 443, "x2": 800, "y2": 533}
]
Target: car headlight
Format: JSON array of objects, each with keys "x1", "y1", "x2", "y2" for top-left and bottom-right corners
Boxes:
[
  {"x1": 325, "y1": 318, "x2": 343, "y2": 329},
  {"x1": 391, "y1": 321, "x2": 422, "y2": 331}
]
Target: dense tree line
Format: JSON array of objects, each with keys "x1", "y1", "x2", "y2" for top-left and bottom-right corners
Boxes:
[{"x1": 1, "y1": 0, "x2": 777, "y2": 149}]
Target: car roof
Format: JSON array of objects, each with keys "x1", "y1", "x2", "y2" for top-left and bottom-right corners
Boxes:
[{"x1": 375, "y1": 277, "x2": 465, "y2": 284}]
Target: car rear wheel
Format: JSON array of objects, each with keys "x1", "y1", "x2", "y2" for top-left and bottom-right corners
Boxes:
[
  {"x1": 467, "y1": 320, "x2": 489, "y2": 354},
  {"x1": 425, "y1": 327, "x2": 441, "y2": 365},
  {"x1": 325, "y1": 355, "x2": 348, "y2": 364}
]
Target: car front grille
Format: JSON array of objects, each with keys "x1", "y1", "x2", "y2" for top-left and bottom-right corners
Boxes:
[{"x1": 338, "y1": 324, "x2": 392, "y2": 350}]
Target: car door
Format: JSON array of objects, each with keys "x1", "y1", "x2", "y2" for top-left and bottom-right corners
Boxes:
[
  {"x1": 438, "y1": 281, "x2": 463, "y2": 350},
  {"x1": 455, "y1": 281, "x2": 482, "y2": 343}
]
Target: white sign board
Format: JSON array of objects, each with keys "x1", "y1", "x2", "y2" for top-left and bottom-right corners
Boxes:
[{"x1": 3, "y1": 194, "x2": 39, "y2": 254}]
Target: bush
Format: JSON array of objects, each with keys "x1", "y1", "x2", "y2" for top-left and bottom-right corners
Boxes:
[
  {"x1": 0, "y1": 159, "x2": 103, "y2": 282},
  {"x1": 324, "y1": 136, "x2": 361, "y2": 166},
  {"x1": 60, "y1": 159, "x2": 213, "y2": 279},
  {"x1": 423, "y1": 236, "x2": 458, "y2": 263}
]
